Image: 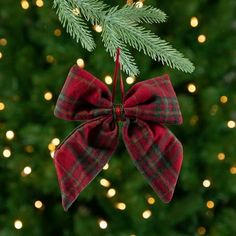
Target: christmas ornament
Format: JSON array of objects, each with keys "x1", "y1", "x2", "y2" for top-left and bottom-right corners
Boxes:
[{"x1": 53, "y1": 49, "x2": 183, "y2": 211}]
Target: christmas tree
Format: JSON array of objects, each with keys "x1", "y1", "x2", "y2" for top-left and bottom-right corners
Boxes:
[{"x1": 0, "y1": 0, "x2": 236, "y2": 236}]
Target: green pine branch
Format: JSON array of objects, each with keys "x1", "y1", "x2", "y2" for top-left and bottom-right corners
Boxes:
[
  {"x1": 54, "y1": 0, "x2": 195, "y2": 75},
  {"x1": 53, "y1": 0, "x2": 95, "y2": 51},
  {"x1": 112, "y1": 4, "x2": 167, "y2": 24}
]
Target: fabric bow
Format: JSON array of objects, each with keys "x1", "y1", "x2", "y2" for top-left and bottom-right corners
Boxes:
[{"x1": 53, "y1": 49, "x2": 183, "y2": 211}]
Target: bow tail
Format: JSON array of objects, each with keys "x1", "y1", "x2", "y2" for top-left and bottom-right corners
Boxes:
[
  {"x1": 54, "y1": 117, "x2": 119, "y2": 211},
  {"x1": 123, "y1": 119, "x2": 183, "y2": 203}
]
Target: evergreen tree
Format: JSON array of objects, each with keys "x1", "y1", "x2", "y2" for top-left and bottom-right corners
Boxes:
[{"x1": 0, "y1": 0, "x2": 235, "y2": 235}]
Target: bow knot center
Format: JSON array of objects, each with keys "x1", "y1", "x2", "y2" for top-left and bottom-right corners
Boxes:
[{"x1": 113, "y1": 104, "x2": 125, "y2": 121}]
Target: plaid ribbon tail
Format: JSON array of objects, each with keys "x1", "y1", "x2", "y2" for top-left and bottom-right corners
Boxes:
[
  {"x1": 53, "y1": 116, "x2": 119, "y2": 211},
  {"x1": 123, "y1": 118, "x2": 183, "y2": 203}
]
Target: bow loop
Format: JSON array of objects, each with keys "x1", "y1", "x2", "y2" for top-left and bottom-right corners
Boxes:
[
  {"x1": 54, "y1": 116, "x2": 119, "y2": 211},
  {"x1": 54, "y1": 65, "x2": 112, "y2": 121},
  {"x1": 124, "y1": 74, "x2": 183, "y2": 124}
]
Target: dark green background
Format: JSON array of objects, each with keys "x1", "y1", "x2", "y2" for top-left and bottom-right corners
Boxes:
[{"x1": 0, "y1": 0, "x2": 236, "y2": 235}]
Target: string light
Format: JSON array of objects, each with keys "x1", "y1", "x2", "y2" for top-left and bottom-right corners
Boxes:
[
  {"x1": 51, "y1": 138, "x2": 60, "y2": 146},
  {"x1": 107, "y1": 188, "x2": 116, "y2": 198},
  {"x1": 76, "y1": 58, "x2": 85, "y2": 68},
  {"x1": 36, "y1": 0, "x2": 44, "y2": 7},
  {"x1": 104, "y1": 75, "x2": 112, "y2": 85},
  {"x1": 202, "y1": 179, "x2": 211, "y2": 188},
  {"x1": 230, "y1": 166, "x2": 236, "y2": 174},
  {"x1": 115, "y1": 202, "x2": 126, "y2": 210},
  {"x1": 54, "y1": 29, "x2": 62, "y2": 37},
  {"x1": 135, "y1": 1, "x2": 144, "y2": 8},
  {"x1": 3, "y1": 148, "x2": 11, "y2": 158},
  {"x1": 94, "y1": 25, "x2": 103, "y2": 33},
  {"x1": 220, "y1": 95, "x2": 228, "y2": 104},
  {"x1": 50, "y1": 151, "x2": 55, "y2": 158},
  {"x1": 44, "y1": 92, "x2": 53, "y2": 101},
  {"x1": 0, "y1": 38, "x2": 7, "y2": 46},
  {"x1": 147, "y1": 197, "x2": 155, "y2": 205},
  {"x1": 227, "y1": 120, "x2": 235, "y2": 128},
  {"x1": 6, "y1": 130, "x2": 15, "y2": 140},
  {"x1": 142, "y1": 210, "x2": 152, "y2": 219},
  {"x1": 127, "y1": 0, "x2": 134, "y2": 5},
  {"x1": 103, "y1": 163, "x2": 109, "y2": 170},
  {"x1": 21, "y1": 0, "x2": 29, "y2": 10},
  {"x1": 187, "y1": 83, "x2": 197, "y2": 93},
  {"x1": 14, "y1": 220, "x2": 23, "y2": 229},
  {"x1": 217, "y1": 152, "x2": 225, "y2": 161},
  {"x1": 25, "y1": 145, "x2": 34, "y2": 153},
  {"x1": 126, "y1": 76, "x2": 135, "y2": 84},
  {"x1": 72, "y1": 8, "x2": 80, "y2": 16},
  {"x1": 46, "y1": 55, "x2": 55, "y2": 63},
  {"x1": 0, "y1": 102, "x2": 5, "y2": 110},
  {"x1": 98, "y1": 219, "x2": 108, "y2": 229},
  {"x1": 190, "y1": 17, "x2": 199, "y2": 27},
  {"x1": 23, "y1": 166, "x2": 32, "y2": 175},
  {"x1": 34, "y1": 200, "x2": 43, "y2": 209},
  {"x1": 100, "y1": 178, "x2": 111, "y2": 187},
  {"x1": 197, "y1": 226, "x2": 206, "y2": 235},
  {"x1": 198, "y1": 34, "x2": 206, "y2": 43},
  {"x1": 206, "y1": 200, "x2": 215, "y2": 209},
  {"x1": 0, "y1": 52, "x2": 3, "y2": 59},
  {"x1": 48, "y1": 143, "x2": 56, "y2": 151}
]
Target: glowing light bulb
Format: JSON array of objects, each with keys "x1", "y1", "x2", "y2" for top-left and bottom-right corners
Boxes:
[
  {"x1": 217, "y1": 152, "x2": 225, "y2": 161},
  {"x1": 104, "y1": 75, "x2": 112, "y2": 85},
  {"x1": 100, "y1": 178, "x2": 111, "y2": 187},
  {"x1": 197, "y1": 226, "x2": 206, "y2": 235},
  {"x1": 6, "y1": 130, "x2": 15, "y2": 140},
  {"x1": 103, "y1": 163, "x2": 109, "y2": 170},
  {"x1": 135, "y1": 1, "x2": 144, "y2": 8},
  {"x1": 98, "y1": 219, "x2": 108, "y2": 229},
  {"x1": 14, "y1": 220, "x2": 23, "y2": 229},
  {"x1": 44, "y1": 92, "x2": 53, "y2": 101},
  {"x1": 0, "y1": 102, "x2": 5, "y2": 110},
  {"x1": 21, "y1": 0, "x2": 29, "y2": 10},
  {"x1": 0, "y1": 38, "x2": 7, "y2": 46},
  {"x1": 54, "y1": 29, "x2": 62, "y2": 37},
  {"x1": 34, "y1": 200, "x2": 43, "y2": 209},
  {"x1": 115, "y1": 202, "x2": 126, "y2": 210},
  {"x1": 23, "y1": 166, "x2": 32, "y2": 175},
  {"x1": 230, "y1": 166, "x2": 236, "y2": 174},
  {"x1": 220, "y1": 95, "x2": 228, "y2": 104},
  {"x1": 202, "y1": 179, "x2": 211, "y2": 188},
  {"x1": 94, "y1": 25, "x2": 102, "y2": 33},
  {"x1": 147, "y1": 197, "x2": 155, "y2": 205},
  {"x1": 142, "y1": 210, "x2": 152, "y2": 219},
  {"x1": 46, "y1": 55, "x2": 55, "y2": 63},
  {"x1": 0, "y1": 52, "x2": 3, "y2": 59},
  {"x1": 227, "y1": 120, "x2": 235, "y2": 128},
  {"x1": 107, "y1": 188, "x2": 116, "y2": 198},
  {"x1": 3, "y1": 148, "x2": 11, "y2": 158},
  {"x1": 206, "y1": 200, "x2": 215, "y2": 209},
  {"x1": 51, "y1": 138, "x2": 60, "y2": 146},
  {"x1": 198, "y1": 34, "x2": 206, "y2": 43},
  {"x1": 72, "y1": 8, "x2": 80, "y2": 16},
  {"x1": 187, "y1": 83, "x2": 197, "y2": 93},
  {"x1": 76, "y1": 58, "x2": 85, "y2": 68},
  {"x1": 48, "y1": 143, "x2": 56, "y2": 151},
  {"x1": 190, "y1": 17, "x2": 199, "y2": 27},
  {"x1": 126, "y1": 76, "x2": 135, "y2": 84},
  {"x1": 25, "y1": 145, "x2": 34, "y2": 153},
  {"x1": 36, "y1": 0, "x2": 44, "y2": 7}
]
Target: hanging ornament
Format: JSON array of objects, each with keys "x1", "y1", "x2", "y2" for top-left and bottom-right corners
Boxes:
[{"x1": 53, "y1": 49, "x2": 183, "y2": 211}]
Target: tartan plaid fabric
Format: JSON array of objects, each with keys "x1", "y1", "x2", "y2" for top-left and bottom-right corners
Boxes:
[{"x1": 54, "y1": 65, "x2": 183, "y2": 211}]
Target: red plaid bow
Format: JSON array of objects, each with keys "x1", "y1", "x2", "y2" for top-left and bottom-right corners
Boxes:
[{"x1": 53, "y1": 49, "x2": 183, "y2": 211}]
